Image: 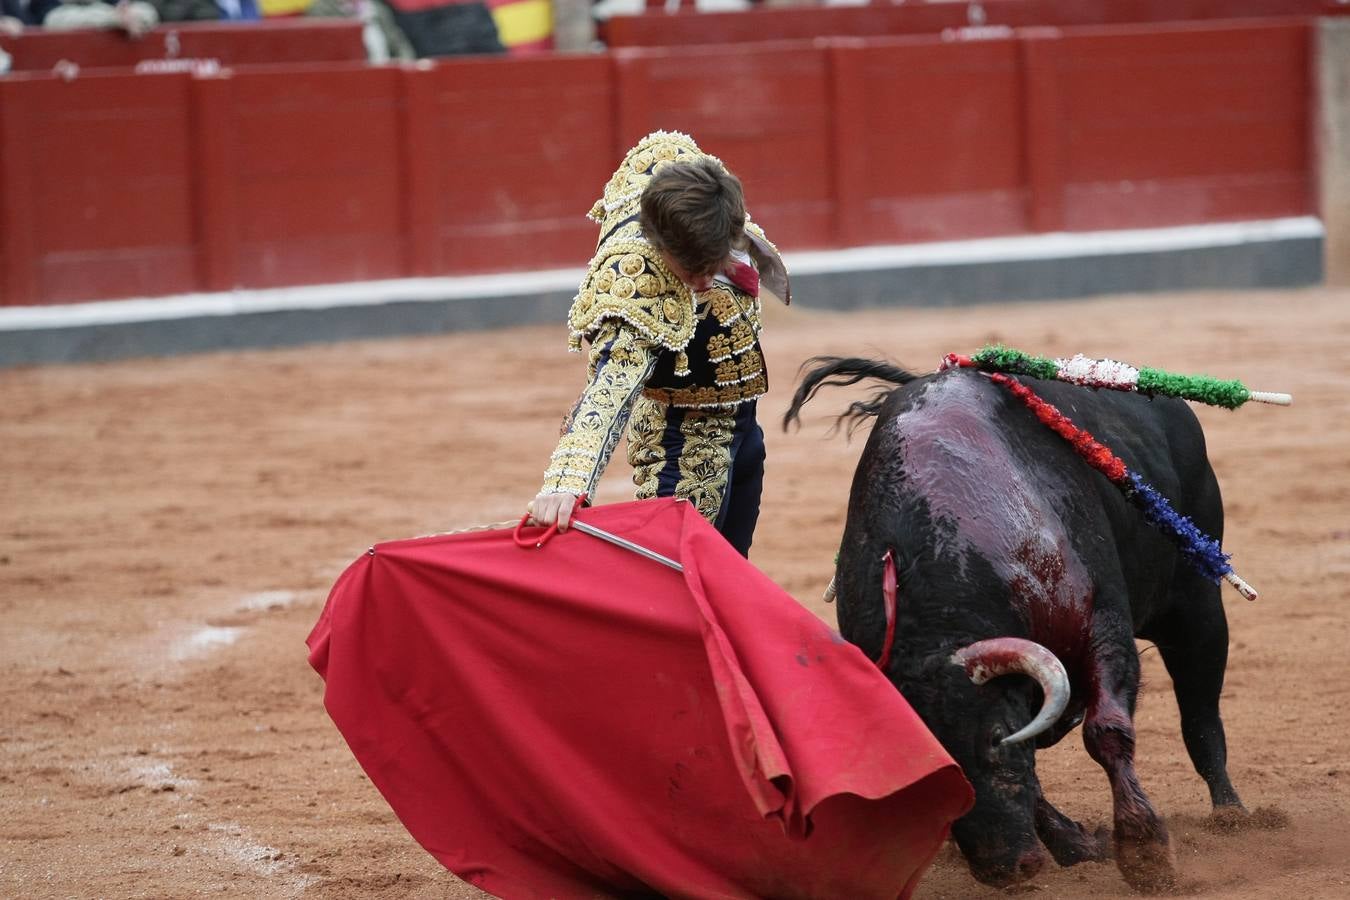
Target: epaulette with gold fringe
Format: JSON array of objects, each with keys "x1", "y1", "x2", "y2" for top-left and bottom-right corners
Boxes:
[{"x1": 567, "y1": 240, "x2": 696, "y2": 371}]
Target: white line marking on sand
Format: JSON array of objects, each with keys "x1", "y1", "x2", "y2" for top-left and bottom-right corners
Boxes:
[{"x1": 171, "y1": 626, "x2": 244, "y2": 661}]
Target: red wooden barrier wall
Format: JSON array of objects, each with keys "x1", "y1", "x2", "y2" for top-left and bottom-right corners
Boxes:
[
  {"x1": 0, "y1": 72, "x2": 200, "y2": 304},
  {"x1": 419, "y1": 55, "x2": 616, "y2": 273},
  {"x1": 0, "y1": 20, "x2": 366, "y2": 72},
  {"x1": 0, "y1": 18, "x2": 1317, "y2": 307},
  {"x1": 230, "y1": 66, "x2": 406, "y2": 288},
  {"x1": 604, "y1": 0, "x2": 1344, "y2": 48},
  {"x1": 830, "y1": 36, "x2": 1026, "y2": 245},
  {"x1": 1024, "y1": 21, "x2": 1312, "y2": 231}
]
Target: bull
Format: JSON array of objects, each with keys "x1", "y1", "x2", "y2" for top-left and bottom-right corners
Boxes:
[{"x1": 784, "y1": 358, "x2": 1247, "y2": 893}]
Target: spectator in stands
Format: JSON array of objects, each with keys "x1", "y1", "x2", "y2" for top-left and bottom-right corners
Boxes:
[
  {"x1": 308, "y1": 0, "x2": 415, "y2": 62},
  {"x1": 2, "y1": 0, "x2": 61, "y2": 26},
  {"x1": 212, "y1": 0, "x2": 259, "y2": 18},
  {"x1": 383, "y1": 0, "x2": 504, "y2": 57},
  {"x1": 0, "y1": 7, "x2": 20, "y2": 75},
  {"x1": 148, "y1": 0, "x2": 223, "y2": 21},
  {"x1": 1, "y1": 5, "x2": 21, "y2": 40},
  {"x1": 590, "y1": 0, "x2": 638, "y2": 26},
  {"x1": 42, "y1": 0, "x2": 159, "y2": 35}
]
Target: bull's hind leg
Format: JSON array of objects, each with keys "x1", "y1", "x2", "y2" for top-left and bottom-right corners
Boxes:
[
  {"x1": 1150, "y1": 578, "x2": 1243, "y2": 810},
  {"x1": 1083, "y1": 626, "x2": 1178, "y2": 894}
]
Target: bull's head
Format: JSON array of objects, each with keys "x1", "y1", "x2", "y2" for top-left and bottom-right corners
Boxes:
[{"x1": 902, "y1": 637, "x2": 1070, "y2": 887}]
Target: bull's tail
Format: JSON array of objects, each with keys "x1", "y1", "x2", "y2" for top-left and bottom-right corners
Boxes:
[{"x1": 782, "y1": 356, "x2": 921, "y2": 435}]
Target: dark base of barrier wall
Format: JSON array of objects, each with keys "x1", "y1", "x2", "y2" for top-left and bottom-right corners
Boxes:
[
  {"x1": 790, "y1": 230, "x2": 1325, "y2": 311},
  {"x1": 0, "y1": 220, "x2": 1324, "y2": 369}
]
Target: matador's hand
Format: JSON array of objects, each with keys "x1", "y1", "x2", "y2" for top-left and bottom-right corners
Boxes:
[{"x1": 528, "y1": 491, "x2": 580, "y2": 532}]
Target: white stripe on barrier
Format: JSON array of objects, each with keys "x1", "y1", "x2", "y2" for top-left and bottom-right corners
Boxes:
[{"x1": 0, "y1": 216, "x2": 1324, "y2": 332}]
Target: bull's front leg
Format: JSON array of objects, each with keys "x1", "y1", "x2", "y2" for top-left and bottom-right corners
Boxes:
[
  {"x1": 1035, "y1": 793, "x2": 1111, "y2": 867},
  {"x1": 1083, "y1": 639, "x2": 1178, "y2": 893}
]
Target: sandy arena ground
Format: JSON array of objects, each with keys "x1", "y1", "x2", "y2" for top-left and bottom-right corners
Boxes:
[{"x1": 2, "y1": 285, "x2": 1349, "y2": 899}]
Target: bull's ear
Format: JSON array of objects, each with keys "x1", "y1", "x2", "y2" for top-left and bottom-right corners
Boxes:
[{"x1": 951, "y1": 638, "x2": 1070, "y2": 745}]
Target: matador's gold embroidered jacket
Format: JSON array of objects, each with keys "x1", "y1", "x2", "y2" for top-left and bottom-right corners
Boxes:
[{"x1": 540, "y1": 131, "x2": 790, "y2": 514}]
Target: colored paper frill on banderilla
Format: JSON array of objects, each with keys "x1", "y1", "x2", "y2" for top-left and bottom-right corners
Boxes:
[{"x1": 307, "y1": 497, "x2": 974, "y2": 900}]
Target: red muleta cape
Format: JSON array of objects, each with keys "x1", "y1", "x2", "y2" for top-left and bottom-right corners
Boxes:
[{"x1": 307, "y1": 497, "x2": 973, "y2": 899}]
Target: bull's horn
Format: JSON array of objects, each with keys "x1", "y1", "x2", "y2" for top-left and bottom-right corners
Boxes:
[{"x1": 950, "y1": 638, "x2": 1071, "y2": 745}]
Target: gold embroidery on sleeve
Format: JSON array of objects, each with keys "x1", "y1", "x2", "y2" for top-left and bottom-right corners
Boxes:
[{"x1": 542, "y1": 320, "x2": 658, "y2": 497}]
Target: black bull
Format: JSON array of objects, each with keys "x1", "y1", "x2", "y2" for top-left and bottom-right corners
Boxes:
[{"x1": 785, "y1": 358, "x2": 1247, "y2": 893}]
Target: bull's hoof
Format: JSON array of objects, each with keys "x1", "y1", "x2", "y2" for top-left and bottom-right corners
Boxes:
[
  {"x1": 1202, "y1": 804, "x2": 1288, "y2": 835},
  {"x1": 1115, "y1": 835, "x2": 1178, "y2": 895},
  {"x1": 1201, "y1": 804, "x2": 1250, "y2": 834},
  {"x1": 1073, "y1": 824, "x2": 1112, "y2": 865},
  {"x1": 1044, "y1": 822, "x2": 1112, "y2": 867}
]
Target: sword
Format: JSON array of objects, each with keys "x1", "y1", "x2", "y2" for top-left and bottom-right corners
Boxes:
[{"x1": 572, "y1": 520, "x2": 684, "y2": 572}]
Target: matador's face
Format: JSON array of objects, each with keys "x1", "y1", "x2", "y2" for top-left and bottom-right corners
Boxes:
[{"x1": 656, "y1": 248, "x2": 724, "y2": 293}]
